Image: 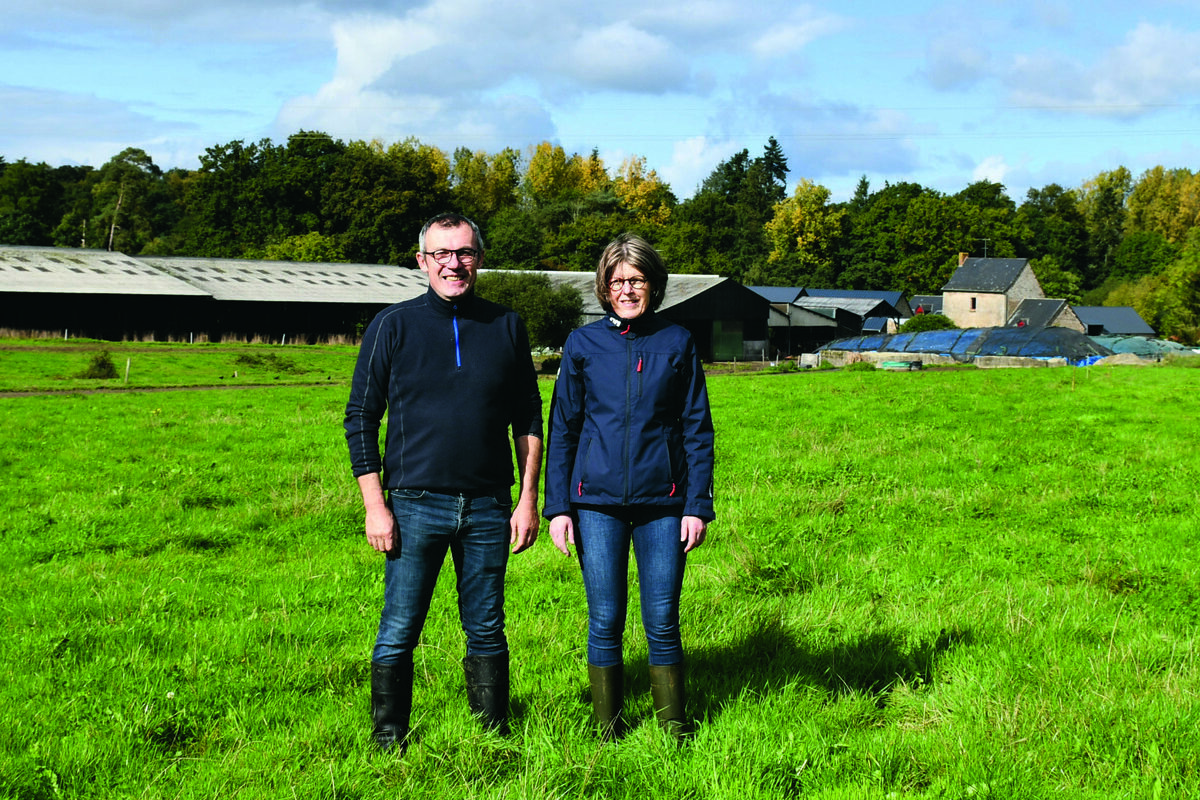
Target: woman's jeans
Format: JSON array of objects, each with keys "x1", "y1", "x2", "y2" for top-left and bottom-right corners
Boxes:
[
  {"x1": 575, "y1": 506, "x2": 687, "y2": 668},
  {"x1": 373, "y1": 489, "x2": 512, "y2": 665}
]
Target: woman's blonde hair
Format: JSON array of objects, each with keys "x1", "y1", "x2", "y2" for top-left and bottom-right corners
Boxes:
[{"x1": 594, "y1": 233, "x2": 668, "y2": 313}]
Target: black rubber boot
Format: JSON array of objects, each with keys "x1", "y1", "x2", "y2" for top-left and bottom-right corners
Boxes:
[
  {"x1": 371, "y1": 656, "x2": 413, "y2": 752},
  {"x1": 648, "y1": 663, "x2": 688, "y2": 743},
  {"x1": 588, "y1": 663, "x2": 625, "y2": 741},
  {"x1": 463, "y1": 653, "x2": 510, "y2": 735}
]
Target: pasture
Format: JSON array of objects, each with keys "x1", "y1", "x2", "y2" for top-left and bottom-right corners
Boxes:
[{"x1": 1, "y1": 340, "x2": 1197, "y2": 799}]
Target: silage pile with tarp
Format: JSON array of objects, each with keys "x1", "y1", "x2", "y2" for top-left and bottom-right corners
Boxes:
[
  {"x1": 819, "y1": 327, "x2": 1114, "y2": 366},
  {"x1": 1090, "y1": 335, "x2": 1199, "y2": 359}
]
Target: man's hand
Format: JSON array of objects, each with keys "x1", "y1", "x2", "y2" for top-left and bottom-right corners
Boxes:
[
  {"x1": 509, "y1": 498, "x2": 540, "y2": 554},
  {"x1": 365, "y1": 502, "x2": 397, "y2": 553},
  {"x1": 357, "y1": 472, "x2": 395, "y2": 553}
]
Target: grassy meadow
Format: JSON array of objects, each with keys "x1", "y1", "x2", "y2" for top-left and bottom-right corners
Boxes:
[{"x1": 1, "y1": 340, "x2": 1198, "y2": 799}]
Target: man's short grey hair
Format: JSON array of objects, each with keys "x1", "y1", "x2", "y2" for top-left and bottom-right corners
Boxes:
[{"x1": 418, "y1": 213, "x2": 485, "y2": 253}]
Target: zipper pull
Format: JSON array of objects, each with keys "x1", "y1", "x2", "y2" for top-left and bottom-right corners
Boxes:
[
  {"x1": 637, "y1": 356, "x2": 643, "y2": 373},
  {"x1": 577, "y1": 480, "x2": 583, "y2": 497},
  {"x1": 669, "y1": 483, "x2": 677, "y2": 497}
]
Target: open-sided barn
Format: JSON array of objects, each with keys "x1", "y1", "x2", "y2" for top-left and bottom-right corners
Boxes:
[{"x1": 1, "y1": 246, "x2": 769, "y2": 360}]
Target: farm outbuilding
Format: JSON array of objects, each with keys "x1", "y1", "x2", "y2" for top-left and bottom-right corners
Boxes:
[
  {"x1": 750, "y1": 286, "x2": 910, "y2": 356},
  {"x1": 1, "y1": 246, "x2": 769, "y2": 360},
  {"x1": 0, "y1": 245, "x2": 425, "y2": 342}
]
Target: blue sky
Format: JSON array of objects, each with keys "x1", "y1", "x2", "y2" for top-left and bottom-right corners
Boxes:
[{"x1": 4, "y1": 0, "x2": 1200, "y2": 202}]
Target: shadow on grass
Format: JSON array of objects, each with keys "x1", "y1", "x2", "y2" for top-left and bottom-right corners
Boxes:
[{"x1": 623, "y1": 615, "x2": 976, "y2": 725}]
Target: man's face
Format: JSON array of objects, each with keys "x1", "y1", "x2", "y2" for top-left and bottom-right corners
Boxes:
[{"x1": 417, "y1": 223, "x2": 479, "y2": 301}]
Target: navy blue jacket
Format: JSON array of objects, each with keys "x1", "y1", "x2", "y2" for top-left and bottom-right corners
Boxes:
[
  {"x1": 544, "y1": 312, "x2": 715, "y2": 521},
  {"x1": 344, "y1": 288, "x2": 542, "y2": 495}
]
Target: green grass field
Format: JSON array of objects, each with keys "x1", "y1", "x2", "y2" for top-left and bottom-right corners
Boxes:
[{"x1": 1, "y1": 340, "x2": 1197, "y2": 799}]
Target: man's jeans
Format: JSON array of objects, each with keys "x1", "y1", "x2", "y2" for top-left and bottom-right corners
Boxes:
[
  {"x1": 574, "y1": 506, "x2": 687, "y2": 668},
  {"x1": 373, "y1": 489, "x2": 512, "y2": 665}
]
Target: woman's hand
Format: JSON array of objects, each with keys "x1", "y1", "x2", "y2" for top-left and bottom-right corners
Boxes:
[
  {"x1": 680, "y1": 516, "x2": 707, "y2": 553},
  {"x1": 549, "y1": 514, "x2": 576, "y2": 556}
]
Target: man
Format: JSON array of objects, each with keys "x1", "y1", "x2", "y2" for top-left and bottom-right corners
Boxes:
[{"x1": 344, "y1": 212, "x2": 543, "y2": 751}]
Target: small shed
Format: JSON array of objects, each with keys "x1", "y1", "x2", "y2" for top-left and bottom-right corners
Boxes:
[
  {"x1": 1073, "y1": 306, "x2": 1156, "y2": 337},
  {"x1": 1007, "y1": 299, "x2": 1084, "y2": 333}
]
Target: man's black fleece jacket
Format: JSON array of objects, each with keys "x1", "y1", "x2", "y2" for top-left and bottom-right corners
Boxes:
[{"x1": 344, "y1": 288, "x2": 543, "y2": 495}]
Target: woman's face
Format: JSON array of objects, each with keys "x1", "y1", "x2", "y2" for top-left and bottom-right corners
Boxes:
[{"x1": 607, "y1": 262, "x2": 650, "y2": 320}]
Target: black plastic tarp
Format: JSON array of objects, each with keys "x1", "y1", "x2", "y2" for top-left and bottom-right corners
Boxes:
[{"x1": 820, "y1": 327, "x2": 1114, "y2": 364}]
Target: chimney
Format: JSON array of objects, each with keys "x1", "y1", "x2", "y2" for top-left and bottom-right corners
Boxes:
[{"x1": 959, "y1": 252, "x2": 969, "y2": 266}]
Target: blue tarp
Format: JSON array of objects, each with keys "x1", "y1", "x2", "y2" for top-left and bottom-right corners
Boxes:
[{"x1": 820, "y1": 327, "x2": 1114, "y2": 365}]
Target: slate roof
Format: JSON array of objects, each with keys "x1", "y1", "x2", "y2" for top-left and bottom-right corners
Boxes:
[
  {"x1": 1073, "y1": 306, "x2": 1156, "y2": 336},
  {"x1": 1007, "y1": 298, "x2": 1072, "y2": 329},
  {"x1": 749, "y1": 286, "x2": 805, "y2": 304},
  {"x1": 941, "y1": 257, "x2": 1029, "y2": 293}
]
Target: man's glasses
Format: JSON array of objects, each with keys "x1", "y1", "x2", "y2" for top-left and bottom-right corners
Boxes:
[
  {"x1": 423, "y1": 248, "x2": 480, "y2": 265},
  {"x1": 608, "y1": 277, "x2": 647, "y2": 292}
]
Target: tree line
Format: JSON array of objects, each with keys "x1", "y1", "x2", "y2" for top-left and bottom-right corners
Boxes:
[{"x1": 2, "y1": 132, "x2": 1198, "y2": 342}]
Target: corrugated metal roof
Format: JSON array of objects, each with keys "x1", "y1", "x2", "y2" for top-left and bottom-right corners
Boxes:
[
  {"x1": 140, "y1": 256, "x2": 427, "y2": 303},
  {"x1": 941, "y1": 257, "x2": 1029, "y2": 292},
  {"x1": 1073, "y1": 306, "x2": 1156, "y2": 336},
  {"x1": 794, "y1": 295, "x2": 895, "y2": 317},
  {"x1": 0, "y1": 245, "x2": 208, "y2": 296},
  {"x1": 488, "y1": 270, "x2": 729, "y2": 317},
  {"x1": 802, "y1": 287, "x2": 913, "y2": 316}
]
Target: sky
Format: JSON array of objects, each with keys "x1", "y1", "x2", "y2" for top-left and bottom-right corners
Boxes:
[{"x1": 4, "y1": 0, "x2": 1200, "y2": 203}]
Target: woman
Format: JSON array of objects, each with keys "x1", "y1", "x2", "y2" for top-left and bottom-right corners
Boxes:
[{"x1": 543, "y1": 233, "x2": 715, "y2": 742}]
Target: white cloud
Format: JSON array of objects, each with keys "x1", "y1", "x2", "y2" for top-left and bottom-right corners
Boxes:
[
  {"x1": 1006, "y1": 22, "x2": 1200, "y2": 114},
  {"x1": 660, "y1": 136, "x2": 741, "y2": 197},
  {"x1": 750, "y1": 7, "x2": 845, "y2": 59},
  {"x1": 560, "y1": 21, "x2": 689, "y2": 91},
  {"x1": 972, "y1": 155, "x2": 1010, "y2": 184}
]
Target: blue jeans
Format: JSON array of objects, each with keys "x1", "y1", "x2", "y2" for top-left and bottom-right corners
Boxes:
[
  {"x1": 574, "y1": 506, "x2": 687, "y2": 668},
  {"x1": 373, "y1": 489, "x2": 512, "y2": 665}
]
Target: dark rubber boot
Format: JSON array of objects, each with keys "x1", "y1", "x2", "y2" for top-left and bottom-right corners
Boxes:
[
  {"x1": 371, "y1": 657, "x2": 413, "y2": 752},
  {"x1": 463, "y1": 653, "x2": 510, "y2": 735},
  {"x1": 648, "y1": 663, "x2": 688, "y2": 743},
  {"x1": 588, "y1": 663, "x2": 624, "y2": 741}
]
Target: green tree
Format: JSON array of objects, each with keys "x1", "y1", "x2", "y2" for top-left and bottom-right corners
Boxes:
[
  {"x1": 897, "y1": 313, "x2": 957, "y2": 333},
  {"x1": 1111, "y1": 230, "x2": 1179, "y2": 280},
  {"x1": 1029, "y1": 255, "x2": 1082, "y2": 304},
  {"x1": 1015, "y1": 184, "x2": 1088, "y2": 278},
  {"x1": 90, "y1": 148, "x2": 174, "y2": 254},
  {"x1": 322, "y1": 138, "x2": 452, "y2": 265},
  {"x1": 260, "y1": 231, "x2": 348, "y2": 262},
  {"x1": 474, "y1": 271, "x2": 583, "y2": 348},
  {"x1": 1077, "y1": 167, "x2": 1132, "y2": 287},
  {"x1": 451, "y1": 147, "x2": 521, "y2": 226},
  {"x1": 0, "y1": 159, "x2": 85, "y2": 245},
  {"x1": 1125, "y1": 166, "x2": 1200, "y2": 244},
  {"x1": 749, "y1": 178, "x2": 844, "y2": 286},
  {"x1": 672, "y1": 140, "x2": 786, "y2": 279}
]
